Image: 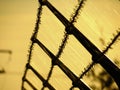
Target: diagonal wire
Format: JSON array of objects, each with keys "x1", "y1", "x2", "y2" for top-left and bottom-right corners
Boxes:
[
  {"x1": 70, "y1": 0, "x2": 86, "y2": 24},
  {"x1": 69, "y1": 30, "x2": 120, "y2": 89},
  {"x1": 34, "y1": 38, "x2": 90, "y2": 90},
  {"x1": 79, "y1": 30, "x2": 120, "y2": 79},
  {"x1": 23, "y1": 0, "x2": 120, "y2": 89},
  {"x1": 41, "y1": 0, "x2": 87, "y2": 89}
]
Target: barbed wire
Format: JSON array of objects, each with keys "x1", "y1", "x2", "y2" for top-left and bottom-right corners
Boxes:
[
  {"x1": 21, "y1": 3, "x2": 43, "y2": 90},
  {"x1": 41, "y1": 0, "x2": 87, "y2": 89},
  {"x1": 79, "y1": 29, "x2": 120, "y2": 79},
  {"x1": 22, "y1": 0, "x2": 120, "y2": 89}
]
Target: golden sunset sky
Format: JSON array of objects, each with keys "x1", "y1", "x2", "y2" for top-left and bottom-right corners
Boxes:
[{"x1": 0, "y1": 0, "x2": 120, "y2": 90}]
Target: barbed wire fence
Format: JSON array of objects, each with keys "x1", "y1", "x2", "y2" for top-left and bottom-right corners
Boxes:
[{"x1": 22, "y1": 0, "x2": 120, "y2": 89}]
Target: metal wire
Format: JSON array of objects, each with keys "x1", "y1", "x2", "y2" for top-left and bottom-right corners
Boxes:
[
  {"x1": 41, "y1": 0, "x2": 87, "y2": 89},
  {"x1": 79, "y1": 30, "x2": 120, "y2": 79},
  {"x1": 22, "y1": 0, "x2": 120, "y2": 89},
  {"x1": 21, "y1": 3, "x2": 43, "y2": 89}
]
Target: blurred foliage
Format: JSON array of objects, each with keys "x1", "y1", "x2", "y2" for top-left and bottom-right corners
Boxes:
[{"x1": 86, "y1": 59, "x2": 119, "y2": 90}]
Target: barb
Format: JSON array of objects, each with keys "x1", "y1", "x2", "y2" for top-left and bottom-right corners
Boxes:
[
  {"x1": 79, "y1": 29, "x2": 120, "y2": 79},
  {"x1": 34, "y1": 39, "x2": 90, "y2": 90},
  {"x1": 41, "y1": 0, "x2": 87, "y2": 89},
  {"x1": 56, "y1": 32, "x2": 69, "y2": 58},
  {"x1": 79, "y1": 62, "x2": 96, "y2": 79},
  {"x1": 70, "y1": 0, "x2": 86, "y2": 24},
  {"x1": 22, "y1": 0, "x2": 120, "y2": 89},
  {"x1": 21, "y1": 3, "x2": 43, "y2": 89},
  {"x1": 103, "y1": 30, "x2": 120, "y2": 53}
]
